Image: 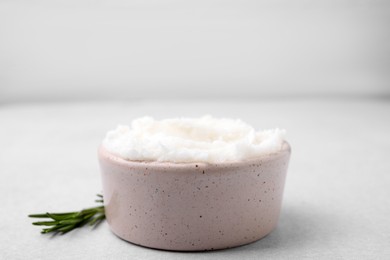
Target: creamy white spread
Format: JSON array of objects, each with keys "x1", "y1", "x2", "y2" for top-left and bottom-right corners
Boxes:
[{"x1": 102, "y1": 115, "x2": 286, "y2": 163}]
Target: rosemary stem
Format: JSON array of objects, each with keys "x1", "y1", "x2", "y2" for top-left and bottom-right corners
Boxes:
[{"x1": 29, "y1": 194, "x2": 105, "y2": 234}]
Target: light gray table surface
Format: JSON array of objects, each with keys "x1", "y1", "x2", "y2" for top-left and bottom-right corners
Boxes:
[{"x1": 1, "y1": 98, "x2": 389, "y2": 260}]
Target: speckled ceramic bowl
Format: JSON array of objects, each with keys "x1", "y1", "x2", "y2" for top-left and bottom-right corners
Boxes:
[{"x1": 98, "y1": 142, "x2": 291, "y2": 251}]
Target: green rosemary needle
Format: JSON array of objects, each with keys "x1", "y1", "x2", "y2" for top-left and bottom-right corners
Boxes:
[{"x1": 29, "y1": 194, "x2": 105, "y2": 234}]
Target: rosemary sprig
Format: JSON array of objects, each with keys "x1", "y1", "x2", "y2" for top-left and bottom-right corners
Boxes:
[{"x1": 29, "y1": 194, "x2": 105, "y2": 234}]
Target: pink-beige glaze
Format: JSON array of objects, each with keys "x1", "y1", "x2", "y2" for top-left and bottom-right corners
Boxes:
[{"x1": 98, "y1": 142, "x2": 291, "y2": 251}]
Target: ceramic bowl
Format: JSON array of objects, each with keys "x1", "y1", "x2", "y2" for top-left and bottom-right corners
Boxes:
[{"x1": 98, "y1": 142, "x2": 291, "y2": 251}]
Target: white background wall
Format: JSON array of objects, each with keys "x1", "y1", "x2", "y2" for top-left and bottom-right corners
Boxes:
[{"x1": 1, "y1": 0, "x2": 389, "y2": 103}]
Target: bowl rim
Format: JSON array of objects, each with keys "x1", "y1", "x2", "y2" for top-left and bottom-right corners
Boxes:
[{"x1": 98, "y1": 141, "x2": 291, "y2": 170}]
